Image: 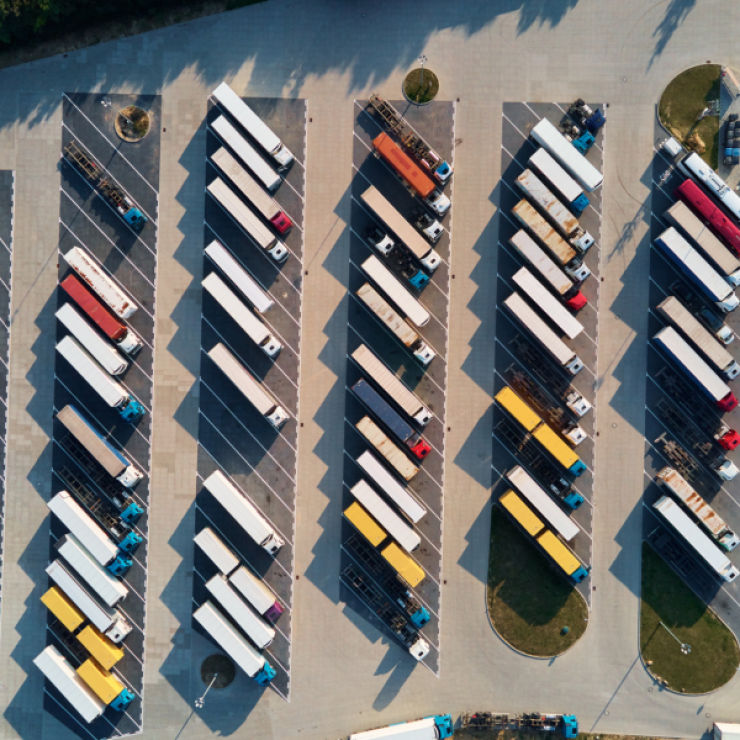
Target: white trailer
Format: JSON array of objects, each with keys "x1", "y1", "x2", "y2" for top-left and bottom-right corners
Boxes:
[
  {"x1": 506, "y1": 465, "x2": 579, "y2": 541},
  {"x1": 360, "y1": 186, "x2": 441, "y2": 271},
  {"x1": 34, "y1": 646, "x2": 105, "y2": 723},
  {"x1": 56, "y1": 303, "x2": 127, "y2": 375},
  {"x1": 530, "y1": 118, "x2": 603, "y2": 192},
  {"x1": 205, "y1": 240, "x2": 274, "y2": 314},
  {"x1": 63, "y1": 247, "x2": 137, "y2": 319},
  {"x1": 528, "y1": 148, "x2": 590, "y2": 214},
  {"x1": 194, "y1": 527, "x2": 240, "y2": 576},
  {"x1": 350, "y1": 479, "x2": 421, "y2": 552},
  {"x1": 355, "y1": 415, "x2": 419, "y2": 482},
  {"x1": 512, "y1": 267, "x2": 583, "y2": 340},
  {"x1": 206, "y1": 574, "x2": 276, "y2": 649},
  {"x1": 351, "y1": 344, "x2": 432, "y2": 426},
  {"x1": 55, "y1": 533, "x2": 128, "y2": 607},
  {"x1": 207, "y1": 176, "x2": 287, "y2": 262},
  {"x1": 653, "y1": 495, "x2": 740, "y2": 582},
  {"x1": 655, "y1": 227, "x2": 739, "y2": 312},
  {"x1": 211, "y1": 114, "x2": 281, "y2": 191},
  {"x1": 349, "y1": 716, "x2": 452, "y2": 740},
  {"x1": 665, "y1": 200, "x2": 740, "y2": 286},
  {"x1": 657, "y1": 296, "x2": 740, "y2": 379},
  {"x1": 202, "y1": 469, "x2": 284, "y2": 555},
  {"x1": 46, "y1": 560, "x2": 133, "y2": 642},
  {"x1": 715, "y1": 723, "x2": 740, "y2": 740},
  {"x1": 361, "y1": 255, "x2": 430, "y2": 328},
  {"x1": 210, "y1": 148, "x2": 291, "y2": 233},
  {"x1": 356, "y1": 450, "x2": 426, "y2": 523},
  {"x1": 202, "y1": 272, "x2": 281, "y2": 357},
  {"x1": 48, "y1": 491, "x2": 119, "y2": 568},
  {"x1": 503, "y1": 292, "x2": 584, "y2": 375},
  {"x1": 193, "y1": 601, "x2": 276, "y2": 685},
  {"x1": 229, "y1": 566, "x2": 284, "y2": 620},
  {"x1": 515, "y1": 169, "x2": 593, "y2": 251},
  {"x1": 656, "y1": 467, "x2": 740, "y2": 549},
  {"x1": 212, "y1": 81, "x2": 294, "y2": 168},
  {"x1": 207, "y1": 343, "x2": 288, "y2": 429},
  {"x1": 679, "y1": 152, "x2": 740, "y2": 220}
]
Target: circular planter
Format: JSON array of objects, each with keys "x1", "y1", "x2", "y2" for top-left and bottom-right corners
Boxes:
[
  {"x1": 115, "y1": 106, "x2": 151, "y2": 143},
  {"x1": 200, "y1": 654, "x2": 236, "y2": 688},
  {"x1": 403, "y1": 68, "x2": 440, "y2": 106}
]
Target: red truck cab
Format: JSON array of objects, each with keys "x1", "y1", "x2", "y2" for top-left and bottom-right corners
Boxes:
[
  {"x1": 565, "y1": 291, "x2": 587, "y2": 311},
  {"x1": 270, "y1": 211, "x2": 293, "y2": 235}
]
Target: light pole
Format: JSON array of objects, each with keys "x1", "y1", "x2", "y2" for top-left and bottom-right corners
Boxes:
[
  {"x1": 418, "y1": 54, "x2": 428, "y2": 88},
  {"x1": 101, "y1": 97, "x2": 133, "y2": 126},
  {"x1": 195, "y1": 673, "x2": 218, "y2": 709},
  {"x1": 659, "y1": 621, "x2": 691, "y2": 655}
]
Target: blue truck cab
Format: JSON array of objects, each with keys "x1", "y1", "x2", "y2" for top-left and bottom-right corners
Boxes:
[
  {"x1": 119, "y1": 500, "x2": 144, "y2": 524},
  {"x1": 561, "y1": 490, "x2": 584, "y2": 509},
  {"x1": 560, "y1": 714, "x2": 579, "y2": 737},
  {"x1": 118, "y1": 530, "x2": 143, "y2": 553},
  {"x1": 410, "y1": 604, "x2": 430, "y2": 628},
  {"x1": 122, "y1": 206, "x2": 147, "y2": 230},
  {"x1": 254, "y1": 661, "x2": 277, "y2": 686},
  {"x1": 568, "y1": 459, "x2": 588, "y2": 477},
  {"x1": 571, "y1": 566, "x2": 590, "y2": 583},
  {"x1": 572, "y1": 131, "x2": 595, "y2": 154},
  {"x1": 428, "y1": 714, "x2": 454, "y2": 739},
  {"x1": 111, "y1": 687, "x2": 136, "y2": 711},
  {"x1": 118, "y1": 397, "x2": 145, "y2": 423},
  {"x1": 570, "y1": 193, "x2": 590, "y2": 215},
  {"x1": 107, "y1": 553, "x2": 133, "y2": 577}
]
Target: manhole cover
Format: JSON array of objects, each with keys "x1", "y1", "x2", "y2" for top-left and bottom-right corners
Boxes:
[{"x1": 200, "y1": 654, "x2": 236, "y2": 688}]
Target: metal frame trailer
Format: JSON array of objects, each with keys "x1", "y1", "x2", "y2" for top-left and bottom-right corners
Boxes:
[{"x1": 460, "y1": 711, "x2": 578, "y2": 738}]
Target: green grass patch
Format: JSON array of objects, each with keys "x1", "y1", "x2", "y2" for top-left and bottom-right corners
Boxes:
[
  {"x1": 487, "y1": 507, "x2": 588, "y2": 657},
  {"x1": 641, "y1": 543, "x2": 739, "y2": 693},
  {"x1": 659, "y1": 64, "x2": 721, "y2": 169},
  {"x1": 403, "y1": 68, "x2": 440, "y2": 104}
]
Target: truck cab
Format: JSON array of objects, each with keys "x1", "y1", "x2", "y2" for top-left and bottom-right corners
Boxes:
[
  {"x1": 564, "y1": 389, "x2": 592, "y2": 417},
  {"x1": 408, "y1": 636, "x2": 431, "y2": 661},
  {"x1": 366, "y1": 227, "x2": 395, "y2": 256},
  {"x1": 413, "y1": 210, "x2": 444, "y2": 243},
  {"x1": 386, "y1": 249, "x2": 430, "y2": 291},
  {"x1": 119, "y1": 397, "x2": 145, "y2": 423},
  {"x1": 720, "y1": 529, "x2": 740, "y2": 551},
  {"x1": 106, "y1": 554, "x2": 133, "y2": 577},
  {"x1": 119, "y1": 466, "x2": 145, "y2": 489},
  {"x1": 563, "y1": 258, "x2": 590, "y2": 283},
  {"x1": 254, "y1": 661, "x2": 277, "y2": 686},
  {"x1": 560, "y1": 714, "x2": 579, "y2": 738},
  {"x1": 424, "y1": 189, "x2": 451, "y2": 215},
  {"x1": 564, "y1": 290, "x2": 588, "y2": 311},
  {"x1": 714, "y1": 457, "x2": 740, "y2": 481},
  {"x1": 266, "y1": 405, "x2": 289, "y2": 430},
  {"x1": 561, "y1": 489, "x2": 584, "y2": 510},
  {"x1": 120, "y1": 204, "x2": 147, "y2": 230},
  {"x1": 270, "y1": 211, "x2": 293, "y2": 235},
  {"x1": 571, "y1": 231, "x2": 595, "y2": 253},
  {"x1": 267, "y1": 241, "x2": 289, "y2": 263}
]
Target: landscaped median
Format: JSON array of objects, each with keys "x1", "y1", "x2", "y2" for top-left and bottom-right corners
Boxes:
[
  {"x1": 487, "y1": 508, "x2": 588, "y2": 657},
  {"x1": 641, "y1": 543, "x2": 740, "y2": 693}
]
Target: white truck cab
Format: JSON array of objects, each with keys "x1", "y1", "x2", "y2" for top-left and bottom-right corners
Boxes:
[
  {"x1": 564, "y1": 259, "x2": 591, "y2": 283},
  {"x1": 424, "y1": 189, "x2": 451, "y2": 215}
]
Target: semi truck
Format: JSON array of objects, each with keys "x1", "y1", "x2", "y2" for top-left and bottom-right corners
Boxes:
[
  {"x1": 349, "y1": 714, "x2": 453, "y2": 740},
  {"x1": 679, "y1": 152, "x2": 740, "y2": 220},
  {"x1": 205, "y1": 240, "x2": 275, "y2": 314},
  {"x1": 361, "y1": 185, "x2": 441, "y2": 268},
  {"x1": 528, "y1": 148, "x2": 589, "y2": 215},
  {"x1": 56, "y1": 303, "x2": 128, "y2": 375},
  {"x1": 365, "y1": 228, "x2": 430, "y2": 290},
  {"x1": 665, "y1": 200, "x2": 740, "y2": 286},
  {"x1": 350, "y1": 479, "x2": 421, "y2": 552},
  {"x1": 62, "y1": 247, "x2": 138, "y2": 319},
  {"x1": 372, "y1": 133, "x2": 450, "y2": 216},
  {"x1": 210, "y1": 115, "x2": 281, "y2": 192},
  {"x1": 194, "y1": 526, "x2": 240, "y2": 576},
  {"x1": 362, "y1": 255, "x2": 431, "y2": 328},
  {"x1": 210, "y1": 147, "x2": 292, "y2": 234},
  {"x1": 351, "y1": 344, "x2": 432, "y2": 426},
  {"x1": 60, "y1": 275, "x2": 142, "y2": 355},
  {"x1": 653, "y1": 326, "x2": 738, "y2": 411},
  {"x1": 653, "y1": 495, "x2": 740, "y2": 582},
  {"x1": 230, "y1": 565, "x2": 285, "y2": 621},
  {"x1": 341, "y1": 563, "x2": 430, "y2": 661},
  {"x1": 504, "y1": 464, "x2": 580, "y2": 540},
  {"x1": 512, "y1": 267, "x2": 584, "y2": 340},
  {"x1": 343, "y1": 532, "x2": 428, "y2": 625},
  {"x1": 355, "y1": 415, "x2": 419, "y2": 481},
  {"x1": 212, "y1": 81, "x2": 294, "y2": 169},
  {"x1": 356, "y1": 449, "x2": 427, "y2": 523},
  {"x1": 202, "y1": 272, "x2": 281, "y2": 357},
  {"x1": 207, "y1": 343, "x2": 288, "y2": 428},
  {"x1": 656, "y1": 466, "x2": 740, "y2": 550},
  {"x1": 193, "y1": 601, "x2": 276, "y2": 685},
  {"x1": 356, "y1": 283, "x2": 435, "y2": 365},
  {"x1": 63, "y1": 141, "x2": 147, "y2": 230},
  {"x1": 202, "y1": 469, "x2": 284, "y2": 554},
  {"x1": 46, "y1": 560, "x2": 133, "y2": 642},
  {"x1": 55, "y1": 337, "x2": 145, "y2": 423},
  {"x1": 461, "y1": 710, "x2": 578, "y2": 738},
  {"x1": 48, "y1": 491, "x2": 131, "y2": 574},
  {"x1": 508, "y1": 230, "x2": 587, "y2": 311},
  {"x1": 33, "y1": 646, "x2": 105, "y2": 723},
  {"x1": 655, "y1": 227, "x2": 739, "y2": 312},
  {"x1": 351, "y1": 379, "x2": 431, "y2": 459},
  {"x1": 499, "y1": 490, "x2": 588, "y2": 582},
  {"x1": 529, "y1": 118, "x2": 603, "y2": 192},
  {"x1": 76, "y1": 658, "x2": 134, "y2": 711},
  {"x1": 205, "y1": 574, "x2": 276, "y2": 649},
  {"x1": 207, "y1": 176, "x2": 288, "y2": 263},
  {"x1": 657, "y1": 296, "x2": 740, "y2": 379},
  {"x1": 511, "y1": 200, "x2": 590, "y2": 282},
  {"x1": 55, "y1": 533, "x2": 128, "y2": 607},
  {"x1": 56, "y1": 405, "x2": 145, "y2": 487},
  {"x1": 503, "y1": 292, "x2": 584, "y2": 375},
  {"x1": 515, "y1": 169, "x2": 594, "y2": 251},
  {"x1": 366, "y1": 93, "x2": 453, "y2": 182}
]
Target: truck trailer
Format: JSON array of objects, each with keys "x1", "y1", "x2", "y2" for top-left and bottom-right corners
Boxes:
[
  {"x1": 528, "y1": 148, "x2": 590, "y2": 215},
  {"x1": 76, "y1": 658, "x2": 134, "y2": 711},
  {"x1": 229, "y1": 565, "x2": 285, "y2": 621},
  {"x1": 63, "y1": 247, "x2": 138, "y2": 319},
  {"x1": 56, "y1": 405, "x2": 144, "y2": 487},
  {"x1": 655, "y1": 227, "x2": 739, "y2": 312},
  {"x1": 657, "y1": 296, "x2": 740, "y2": 379},
  {"x1": 348, "y1": 714, "x2": 453, "y2": 740},
  {"x1": 503, "y1": 292, "x2": 584, "y2": 375},
  {"x1": 679, "y1": 152, "x2": 740, "y2": 220},
  {"x1": 60, "y1": 275, "x2": 142, "y2": 355},
  {"x1": 194, "y1": 527, "x2": 240, "y2": 576},
  {"x1": 361, "y1": 255, "x2": 430, "y2": 328},
  {"x1": 653, "y1": 326, "x2": 738, "y2": 411},
  {"x1": 355, "y1": 415, "x2": 419, "y2": 482}
]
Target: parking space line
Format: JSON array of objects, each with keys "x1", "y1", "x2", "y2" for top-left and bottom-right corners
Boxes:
[
  {"x1": 0, "y1": 234, "x2": 11, "y2": 254},
  {"x1": 62, "y1": 95, "x2": 159, "y2": 195},
  {"x1": 43, "y1": 688, "x2": 115, "y2": 739}
]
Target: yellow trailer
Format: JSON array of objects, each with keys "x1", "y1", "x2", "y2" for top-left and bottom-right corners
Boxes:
[
  {"x1": 77, "y1": 659, "x2": 125, "y2": 704},
  {"x1": 495, "y1": 386, "x2": 541, "y2": 432},
  {"x1": 536, "y1": 531, "x2": 589, "y2": 582},
  {"x1": 77, "y1": 626, "x2": 124, "y2": 670},
  {"x1": 41, "y1": 586, "x2": 86, "y2": 632},
  {"x1": 381, "y1": 542, "x2": 425, "y2": 588},
  {"x1": 499, "y1": 490, "x2": 545, "y2": 537},
  {"x1": 344, "y1": 501, "x2": 388, "y2": 547},
  {"x1": 533, "y1": 425, "x2": 581, "y2": 473}
]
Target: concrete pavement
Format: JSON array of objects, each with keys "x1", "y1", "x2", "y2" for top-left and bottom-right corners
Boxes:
[{"x1": 0, "y1": 1, "x2": 740, "y2": 739}]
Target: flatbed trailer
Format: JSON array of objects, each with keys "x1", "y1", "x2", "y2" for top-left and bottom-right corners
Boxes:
[{"x1": 460, "y1": 711, "x2": 578, "y2": 738}]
